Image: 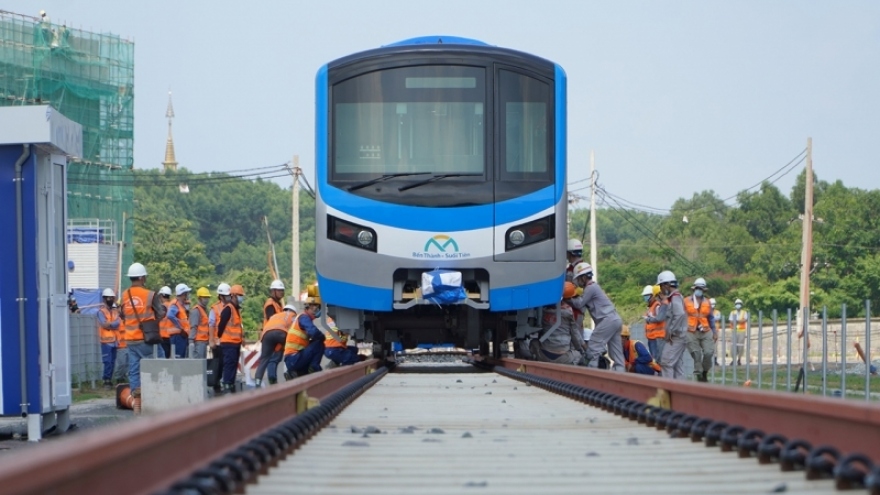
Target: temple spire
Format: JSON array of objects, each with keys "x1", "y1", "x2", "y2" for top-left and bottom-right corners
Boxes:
[{"x1": 162, "y1": 90, "x2": 178, "y2": 172}]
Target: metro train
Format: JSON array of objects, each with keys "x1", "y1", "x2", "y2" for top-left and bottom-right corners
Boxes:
[{"x1": 315, "y1": 36, "x2": 567, "y2": 357}]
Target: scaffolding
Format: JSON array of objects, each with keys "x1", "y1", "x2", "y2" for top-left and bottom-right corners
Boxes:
[{"x1": 0, "y1": 10, "x2": 134, "y2": 284}]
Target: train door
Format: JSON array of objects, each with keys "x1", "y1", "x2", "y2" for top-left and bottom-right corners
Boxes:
[{"x1": 494, "y1": 66, "x2": 555, "y2": 262}]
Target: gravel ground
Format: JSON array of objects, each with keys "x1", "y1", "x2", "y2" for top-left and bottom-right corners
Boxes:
[{"x1": 0, "y1": 398, "x2": 136, "y2": 454}]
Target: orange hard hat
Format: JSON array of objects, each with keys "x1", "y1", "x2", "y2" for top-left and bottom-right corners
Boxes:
[
  {"x1": 563, "y1": 281, "x2": 577, "y2": 299},
  {"x1": 230, "y1": 284, "x2": 245, "y2": 296}
]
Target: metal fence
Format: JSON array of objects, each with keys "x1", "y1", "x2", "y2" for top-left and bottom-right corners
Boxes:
[
  {"x1": 70, "y1": 313, "x2": 101, "y2": 387},
  {"x1": 708, "y1": 302, "x2": 879, "y2": 401}
]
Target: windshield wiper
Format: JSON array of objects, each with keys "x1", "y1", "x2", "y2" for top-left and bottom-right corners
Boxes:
[
  {"x1": 398, "y1": 173, "x2": 483, "y2": 192},
  {"x1": 347, "y1": 172, "x2": 431, "y2": 192}
]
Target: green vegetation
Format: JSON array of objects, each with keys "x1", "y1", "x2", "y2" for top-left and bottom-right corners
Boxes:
[
  {"x1": 707, "y1": 368, "x2": 880, "y2": 400},
  {"x1": 572, "y1": 170, "x2": 880, "y2": 320},
  {"x1": 129, "y1": 165, "x2": 880, "y2": 338}
]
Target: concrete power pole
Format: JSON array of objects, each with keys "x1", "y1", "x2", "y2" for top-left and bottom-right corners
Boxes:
[
  {"x1": 291, "y1": 155, "x2": 301, "y2": 302},
  {"x1": 589, "y1": 150, "x2": 598, "y2": 282},
  {"x1": 798, "y1": 138, "x2": 813, "y2": 337}
]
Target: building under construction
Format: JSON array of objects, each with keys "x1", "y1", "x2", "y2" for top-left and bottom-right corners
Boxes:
[{"x1": 0, "y1": 10, "x2": 134, "y2": 291}]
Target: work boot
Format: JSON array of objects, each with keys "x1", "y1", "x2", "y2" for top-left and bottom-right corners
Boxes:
[
  {"x1": 268, "y1": 377, "x2": 277, "y2": 385},
  {"x1": 694, "y1": 372, "x2": 702, "y2": 382},
  {"x1": 701, "y1": 371, "x2": 708, "y2": 382},
  {"x1": 283, "y1": 371, "x2": 294, "y2": 381},
  {"x1": 254, "y1": 378, "x2": 262, "y2": 388},
  {"x1": 103, "y1": 380, "x2": 113, "y2": 390}
]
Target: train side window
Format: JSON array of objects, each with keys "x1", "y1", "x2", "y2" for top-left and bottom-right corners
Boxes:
[{"x1": 498, "y1": 69, "x2": 552, "y2": 181}]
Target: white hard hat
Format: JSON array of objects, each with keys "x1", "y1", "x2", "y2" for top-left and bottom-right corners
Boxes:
[
  {"x1": 641, "y1": 285, "x2": 653, "y2": 296},
  {"x1": 567, "y1": 239, "x2": 584, "y2": 252},
  {"x1": 175, "y1": 283, "x2": 192, "y2": 296},
  {"x1": 269, "y1": 279, "x2": 285, "y2": 290},
  {"x1": 217, "y1": 283, "x2": 231, "y2": 296},
  {"x1": 158, "y1": 286, "x2": 172, "y2": 296},
  {"x1": 692, "y1": 277, "x2": 708, "y2": 289},
  {"x1": 735, "y1": 298, "x2": 744, "y2": 305},
  {"x1": 573, "y1": 262, "x2": 593, "y2": 279},
  {"x1": 283, "y1": 303, "x2": 297, "y2": 311},
  {"x1": 127, "y1": 262, "x2": 147, "y2": 278},
  {"x1": 102, "y1": 288, "x2": 116, "y2": 298},
  {"x1": 709, "y1": 298, "x2": 717, "y2": 306},
  {"x1": 656, "y1": 270, "x2": 677, "y2": 285}
]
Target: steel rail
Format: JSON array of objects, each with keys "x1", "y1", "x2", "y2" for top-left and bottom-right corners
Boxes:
[
  {"x1": 485, "y1": 358, "x2": 880, "y2": 462},
  {"x1": 0, "y1": 360, "x2": 379, "y2": 495}
]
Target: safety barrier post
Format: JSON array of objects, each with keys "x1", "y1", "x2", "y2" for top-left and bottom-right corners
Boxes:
[
  {"x1": 841, "y1": 304, "x2": 847, "y2": 398},
  {"x1": 786, "y1": 308, "x2": 793, "y2": 391},
  {"x1": 821, "y1": 306, "x2": 828, "y2": 396},
  {"x1": 757, "y1": 310, "x2": 763, "y2": 389},
  {"x1": 771, "y1": 310, "x2": 778, "y2": 391}
]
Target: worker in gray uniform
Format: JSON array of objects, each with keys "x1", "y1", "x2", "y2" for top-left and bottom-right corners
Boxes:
[
  {"x1": 530, "y1": 282, "x2": 586, "y2": 365},
  {"x1": 657, "y1": 270, "x2": 688, "y2": 379},
  {"x1": 566, "y1": 262, "x2": 625, "y2": 371}
]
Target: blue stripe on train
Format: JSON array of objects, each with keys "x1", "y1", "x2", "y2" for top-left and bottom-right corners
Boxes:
[
  {"x1": 315, "y1": 65, "x2": 565, "y2": 233},
  {"x1": 317, "y1": 272, "x2": 565, "y2": 312}
]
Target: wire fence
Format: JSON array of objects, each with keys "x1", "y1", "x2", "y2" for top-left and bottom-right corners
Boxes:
[
  {"x1": 704, "y1": 302, "x2": 879, "y2": 400},
  {"x1": 69, "y1": 313, "x2": 102, "y2": 387}
]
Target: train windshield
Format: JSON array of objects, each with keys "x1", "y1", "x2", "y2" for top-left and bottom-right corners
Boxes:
[{"x1": 333, "y1": 65, "x2": 486, "y2": 180}]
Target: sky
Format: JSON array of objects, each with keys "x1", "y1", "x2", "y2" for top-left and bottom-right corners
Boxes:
[{"x1": 6, "y1": 0, "x2": 879, "y2": 210}]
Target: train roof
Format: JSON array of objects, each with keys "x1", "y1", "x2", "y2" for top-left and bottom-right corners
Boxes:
[{"x1": 327, "y1": 35, "x2": 558, "y2": 73}]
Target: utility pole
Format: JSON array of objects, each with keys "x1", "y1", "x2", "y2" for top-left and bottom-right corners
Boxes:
[
  {"x1": 798, "y1": 138, "x2": 813, "y2": 337},
  {"x1": 589, "y1": 150, "x2": 598, "y2": 282},
  {"x1": 291, "y1": 155, "x2": 301, "y2": 302}
]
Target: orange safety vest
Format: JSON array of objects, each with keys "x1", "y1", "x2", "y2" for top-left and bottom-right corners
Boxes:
[
  {"x1": 684, "y1": 295, "x2": 712, "y2": 333},
  {"x1": 284, "y1": 314, "x2": 311, "y2": 356},
  {"x1": 159, "y1": 301, "x2": 173, "y2": 338},
  {"x1": 263, "y1": 298, "x2": 283, "y2": 325},
  {"x1": 645, "y1": 300, "x2": 666, "y2": 340},
  {"x1": 729, "y1": 309, "x2": 748, "y2": 331},
  {"x1": 166, "y1": 299, "x2": 191, "y2": 337},
  {"x1": 219, "y1": 303, "x2": 244, "y2": 345},
  {"x1": 324, "y1": 327, "x2": 348, "y2": 349},
  {"x1": 261, "y1": 310, "x2": 295, "y2": 340},
  {"x1": 210, "y1": 300, "x2": 225, "y2": 342},
  {"x1": 121, "y1": 287, "x2": 157, "y2": 342},
  {"x1": 97, "y1": 306, "x2": 119, "y2": 344},
  {"x1": 623, "y1": 339, "x2": 662, "y2": 373},
  {"x1": 193, "y1": 304, "x2": 211, "y2": 342}
]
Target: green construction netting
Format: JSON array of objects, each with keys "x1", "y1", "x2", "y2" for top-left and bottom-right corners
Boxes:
[{"x1": 0, "y1": 10, "x2": 134, "y2": 281}]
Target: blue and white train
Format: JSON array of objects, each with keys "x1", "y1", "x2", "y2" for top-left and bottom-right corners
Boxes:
[{"x1": 315, "y1": 36, "x2": 567, "y2": 355}]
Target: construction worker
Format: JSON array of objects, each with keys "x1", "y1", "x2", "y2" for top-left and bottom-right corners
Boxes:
[
  {"x1": 729, "y1": 298, "x2": 749, "y2": 365},
  {"x1": 158, "y1": 285, "x2": 173, "y2": 359},
  {"x1": 567, "y1": 263, "x2": 625, "y2": 371},
  {"x1": 188, "y1": 287, "x2": 212, "y2": 359},
  {"x1": 284, "y1": 296, "x2": 325, "y2": 378},
  {"x1": 530, "y1": 281, "x2": 586, "y2": 365},
  {"x1": 97, "y1": 288, "x2": 120, "y2": 389},
  {"x1": 644, "y1": 284, "x2": 667, "y2": 360},
  {"x1": 621, "y1": 325, "x2": 661, "y2": 375},
  {"x1": 166, "y1": 284, "x2": 192, "y2": 358},
  {"x1": 710, "y1": 298, "x2": 721, "y2": 366},
  {"x1": 324, "y1": 316, "x2": 362, "y2": 366},
  {"x1": 264, "y1": 279, "x2": 285, "y2": 323},
  {"x1": 657, "y1": 270, "x2": 687, "y2": 380},
  {"x1": 119, "y1": 263, "x2": 166, "y2": 400},
  {"x1": 565, "y1": 239, "x2": 584, "y2": 282},
  {"x1": 113, "y1": 300, "x2": 129, "y2": 384},
  {"x1": 255, "y1": 302, "x2": 297, "y2": 386},
  {"x1": 217, "y1": 284, "x2": 246, "y2": 394},
  {"x1": 685, "y1": 277, "x2": 716, "y2": 382},
  {"x1": 208, "y1": 284, "x2": 231, "y2": 394}
]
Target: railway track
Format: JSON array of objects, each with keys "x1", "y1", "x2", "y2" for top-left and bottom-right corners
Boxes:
[{"x1": 1, "y1": 358, "x2": 879, "y2": 494}]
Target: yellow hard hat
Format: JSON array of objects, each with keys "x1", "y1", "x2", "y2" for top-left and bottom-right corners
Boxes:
[
  {"x1": 652, "y1": 285, "x2": 661, "y2": 296},
  {"x1": 621, "y1": 325, "x2": 631, "y2": 337},
  {"x1": 307, "y1": 283, "x2": 320, "y2": 298},
  {"x1": 305, "y1": 295, "x2": 321, "y2": 305},
  {"x1": 196, "y1": 287, "x2": 211, "y2": 298}
]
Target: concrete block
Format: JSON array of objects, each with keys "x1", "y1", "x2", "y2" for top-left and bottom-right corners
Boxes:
[{"x1": 141, "y1": 359, "x2": 207, "y2": 415}]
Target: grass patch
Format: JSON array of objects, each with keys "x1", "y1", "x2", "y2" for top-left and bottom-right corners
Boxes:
[
  {"x1": 72, "y1": 387, "x2": 118, "y2": 403},
  {"x1": 708, "y1": 367, "x2": 880, "y2": 399}
]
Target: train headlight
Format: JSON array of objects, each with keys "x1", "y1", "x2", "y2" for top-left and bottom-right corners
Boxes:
[
  {"x1": 508, "y1": 230, "x2": 525, "y2": 246},
  {"x1": 504, "y1": 215, "x2": 555, "y2": 251},
  {"x1": 357, "y1": 230, "x2": 374, "y2": 246},
  {"x1": 328, "y1": 215, "x2": 377, "y2": 252}
]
